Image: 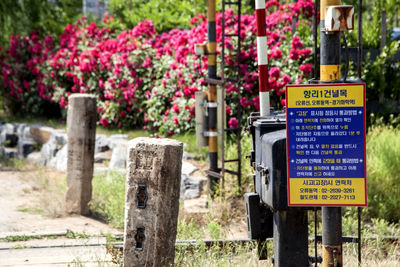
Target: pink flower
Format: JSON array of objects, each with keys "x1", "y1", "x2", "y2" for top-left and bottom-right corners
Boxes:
[
  {"x1": 269, "y1": 67, "x2": 281, "y2": 79},
  {"x1": 291, "y1": 36, "x2": 303, "y2": 49},
  {"x1": 228, "y1": 117, "x2": 239, "y2": 128},
  {"x1": 172, "y1": 103, "x2": 180, "y2": 113},
  {"x1": 289, "y1": 49, "x2": 299, "y2": 60},
  {"x1": 282, "y1": 74, "x2": 291, "y2": 84},
  {"x1": 23, "y1": 81, "x2": 30, "y2": 90},
  {"x1": 280, "y1": 99, "x2": 286, "y2": 106},
  {"x1": 173, "y1": 116, "x2": 179, "y2": 125},
  {"x1": 299, "y1": 48, "x2": 312, "y2": 58}
]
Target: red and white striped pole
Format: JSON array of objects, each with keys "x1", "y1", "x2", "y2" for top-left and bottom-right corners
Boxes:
[{"x1": 255, "y1": 0, "x2": 270, "y2": 116}]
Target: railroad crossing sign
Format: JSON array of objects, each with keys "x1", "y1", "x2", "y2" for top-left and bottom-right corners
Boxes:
[{"x1": 286, "y1": 83, "x2": 367, "y2": 206}]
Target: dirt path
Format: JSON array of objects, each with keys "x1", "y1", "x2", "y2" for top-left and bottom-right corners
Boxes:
[
  {"x1": 0, "y1": 169, "x2": 121, "y2": 236},
  {"x1": 0, "y1": 160, "x2": 248, "y2": 266},
  {"x1": 0, "y1": 167, "x2": 122, "y2": 266}
]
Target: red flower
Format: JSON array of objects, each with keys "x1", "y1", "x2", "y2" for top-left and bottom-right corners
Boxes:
[
  {"x1": 100, "y1": 117, "x2": 109, "y2": 127},
  {"x1": 270, "y1": 49, "x2": 282, "y2": 59},
  {"x1": 226, "y1": 106, "x2": 232, "y2": 115},
  {"x1": 299, "y1": 64, "x2": 312, "y2": 74}
]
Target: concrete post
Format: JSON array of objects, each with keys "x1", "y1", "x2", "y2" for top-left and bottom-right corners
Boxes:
[
  {"x1": 123, "y1": 137, "x2": 183, "y2": 267},
  {"x1": 65, "y1": 94, "x2": 97, "y2": 215}
]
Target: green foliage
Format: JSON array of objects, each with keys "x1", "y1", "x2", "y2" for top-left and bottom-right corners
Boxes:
[
  {"x1": 0, "y1": 156, "x2": 26, "y2": 170},
  {"x1": 174, "y1": 241, "x2": 262, "y2": 267},
  {"x1": 366, "y1": 125, "x2": 400, "y2": 223},
  {"x1": 171, "y1": 132, "x2": 208, "y2": 160},
  {"x1": 0, "y1": 0, "x2": 82, "y2": 46},
  {"x1": 109, "y1": 0, "x2": 206, "y2": 32},
  {"x1": 224, "y1": 131, "x2": 254, "y2": 194},
  {"x1": 207, "y1": 220, "x2": 224, "y2": 239},
  {"x1": 177, "y1": 218, "x2": 204, "y2": 240},
  {"x1": 347, "y1": 0, "x2": 400, "y2": 49},
  {"x1": 89, "y1": 170, "x2": 126, "y2": 228},
  {"x1": 1, "y1": 234, "x2": 42, "y2": 242},
  {"x1": 65, "y1": 231, "x2": 90, "y2": 239},
  {"x1": 348, "y1": 41, "x2": 400, "y2": 118}
]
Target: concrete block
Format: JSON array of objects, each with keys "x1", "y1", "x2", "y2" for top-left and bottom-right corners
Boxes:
[
  {"x1": 65, "y1": 94, "x2": 97, "y2": 215},
  {"x1": 123, "y1": 137, "x2": 183, "y2": 267}
]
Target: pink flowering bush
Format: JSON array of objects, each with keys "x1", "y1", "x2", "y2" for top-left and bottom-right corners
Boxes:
[
  {"x1": 0, "y1": 31, "x2": 59, "y2": 116},
  {"x1": 0, "y1": 0, "x2": 314, "y2": 135}
]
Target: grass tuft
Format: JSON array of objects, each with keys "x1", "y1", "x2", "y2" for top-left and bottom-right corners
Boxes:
[
  {"x1": 367, "y1": 126, "x2": 400, "y2": 222},
  {"x1": 89, "y1": 170, "x2": 126, "y2": 229}
]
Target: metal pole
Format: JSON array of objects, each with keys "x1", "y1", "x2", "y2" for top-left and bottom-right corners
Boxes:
[
  {"x1": 255, "y1": 0, "x2": 270, "y2": 116},
  {"x1": 207, "y1": 0, "x2": 219, "y2": 196},
  {"x1": 320, "y1": 0, "x2": 343, "y2": 266},
  {"x1": 313, "y1": 0, "x2": 319, "y2": 80}
]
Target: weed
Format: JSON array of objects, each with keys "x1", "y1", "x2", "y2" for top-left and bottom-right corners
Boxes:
[
  {"x1": 205, "y1": 195, "x2": 243, "y2": 227},
  {"x1": 174, "y1": 241, "x2": 264, "y2": 267},
  {"x1": 105, "y1": 234, "x2": 123, "y2": 266},
  {"x1": 17, "y1": 207, "x2": 43, "y2": 214},
  {"x1": 177, "y1": 218, "x2": 204, "y2": 240},
  {"x1": 89, "y1": 170, "x2": 126, "y2": 228},
  {"x1": 1, "y1": 235, "x2": 42, "y2": 242},
  {"x1": 0, "y1": 156, "x2": 26, "y2": 170},
  {"x1": 10, "y1": 245, "x2": 28, "y2": 249},
  {"x1": 66, "y1": 230, "x2": 90, "y2": 239},
  {"x1": 207, "y1": 220, "x2": 224, "y2": 240}
]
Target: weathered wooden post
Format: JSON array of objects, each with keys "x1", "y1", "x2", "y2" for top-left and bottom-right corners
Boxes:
[
  {"x1": 123, "y1": 137, "x2": 183, "y2": 266},
  {"x1": 65, "y1": 94, "x2": 97, "y2": 215}
]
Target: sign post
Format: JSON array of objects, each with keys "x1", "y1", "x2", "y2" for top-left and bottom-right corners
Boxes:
[{"x1": 286, "y1": 83, "x2": 367, "y2": 207}]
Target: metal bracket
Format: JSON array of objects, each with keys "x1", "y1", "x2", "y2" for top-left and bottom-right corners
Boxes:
[
  {"x1": 136, "y1": 184, "x2": 148, "y2": 209},
  {"x1": 325, "y1": 5, "x2": 354, "y2": 32},
  {"x1": 256, "y1": 164, "x2": 270, "y2": 184},
  {"x1": 201, "y1": 101, "x2": 220, "y2": 108},
  {"x1": 202, "y1": 131, "x2": 221, "y2": 137}
]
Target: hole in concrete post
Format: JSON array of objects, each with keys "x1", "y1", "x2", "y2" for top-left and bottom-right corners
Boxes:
[
  {"x1": 135, "y1": 227, "x2": 145, "y2": 251},
  {"x1": 136, "y1": 184, "x2": 148, "y2": 209}
]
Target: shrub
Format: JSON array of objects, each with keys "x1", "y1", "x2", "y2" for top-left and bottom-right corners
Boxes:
[
  {"x1": 366, "y1": 125, "x2": 400, "y2": 223},
  {"x1": 0, "y1": 31, "x2": 61, "y2": 117},
  {"x1": 0, "y1": 0, "x2": 314, "y2": 136},
  {"x1": 109, "y1": 0, "x2": 206, "y2": 33}
]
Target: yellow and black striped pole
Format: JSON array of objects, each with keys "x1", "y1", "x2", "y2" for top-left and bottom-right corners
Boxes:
[
  {"x1": 320, "y1": 0, "x2": 343, "y2": 266},
  {"x1": 207, "y1": 0, "x2": 219, "y2": 195}
]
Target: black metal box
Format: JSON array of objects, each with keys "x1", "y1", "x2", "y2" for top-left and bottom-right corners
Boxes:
[{"x1": 254, "y1": 124, "x2": 287, "y2": 210}]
